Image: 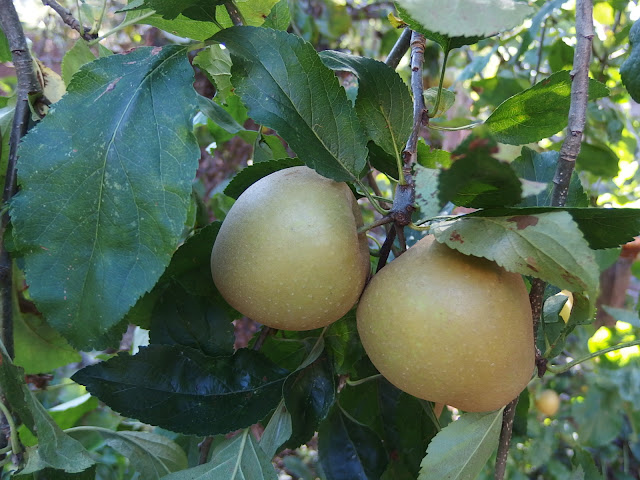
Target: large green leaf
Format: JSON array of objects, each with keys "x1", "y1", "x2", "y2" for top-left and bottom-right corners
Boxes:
[
  {"x1": 259, "y1": 399, "x2": 292, "y2": 458},
  {"x1": 324, "y1": 311, "x2": 366, "y2": 376},
  {"x1": 485, "y1": 71, "x2": 609, "y2": 145},
  {"x1": 438, "y1": 143, "x2": 523, "y2": 208},
  {"x1": 125, "y1": 0, "x2": 225, "y2": 20},
  {"x1": 0, "y1": 346, "x2": 94, "y2": 473},
  {"x1": 621, "y1": 19, "x2": 640, "y2": 103},
  {"x1": 149, "y1": 287, "x2": 235, "y2": 357},
  {"x1": 418, "y1": 410, "x2": 504, "y2": 480},
  {"x1": 214, "y1": 26, "x2": 368, "y2": 182},
  {"x1": 10, "y1": 46, "x2": 199, "y2": 349},
  {"x1": 431, "y1": 211, "x2": 600, "y2": 299},
  {"x1": 465, "y1": 206, "x2": 640, "y2": 250},
  {"x1": 224, "y1": 158, "x2": 304, "y2": 199},
  {"x1": 318, "y1": 406, "x2": 388, "y2": 480},
  {"x1": 71, "y1": 346, "x2": 289, "y2": 436},
  {"x1": 319, "y1": 51, "x2": 412, "y2": 174},
  {"x1": 395, "y1": 0, "x2": 533, "y2": 37},
  {"x1": 71, "y1": 429, "x2": 188, "y2": 478},
  {"x1": 124, "y1": 0, "x2": 279, "y2": 41},
  {"x1": 283, "y1": 353, "x2": 335, "y2": 450},
  {"x1": 510, "y1": 147, "x2": 588, "y2": 207},
  {"x1": 576, "y1": 142, "x2": 620, "y2": 177},
  {"x1": 394, "y1": 3, "x2": 485, "y2": 51},
  {"x1": 13, "y1": 312, "x2": 81, "y2": 374},
  {"x1": 162, "y1": 429, "x2": 277, "y2": 479}
]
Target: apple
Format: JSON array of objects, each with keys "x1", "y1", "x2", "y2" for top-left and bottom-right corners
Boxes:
[
  {"x1": 356, "y1": 235, "x2": 535, "y2": 412},
  {"x1": 535, "y1": 389, "x2": 560, "y2": 416},
  {"x1": 211, "y1": 166, "x2": 370, "y2": 330}
]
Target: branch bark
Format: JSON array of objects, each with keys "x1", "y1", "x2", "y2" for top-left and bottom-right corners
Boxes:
[
  {"x1": 0, "y1": 0, "x2": 42, "y2": 360},
  {"x1": 403, "y1": 31, "x2": 427, "y2": 167},
  {"x1": 41, "y1": 0, "x2": 97, "y2": 41},
  {"x1": 551, "y1": 0, "x2": 594, "y2": 207},
  {"x1": 385, "y1": 28, "x2": 412, "y2": 69},
  {"x1": 495, "y1": 2, "x2": 593, "y2": 478},
  {"x1": 224, "y1": 1, "x2": 246, "y2": 27}
]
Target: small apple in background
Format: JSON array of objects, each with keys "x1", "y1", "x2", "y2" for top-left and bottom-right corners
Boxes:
[
  {"x1": 211, "y1": 166, "x2": 370, "y2": 331},
  {"x1": 535, "y1": 389, "x2": 561, "y2": 417}
]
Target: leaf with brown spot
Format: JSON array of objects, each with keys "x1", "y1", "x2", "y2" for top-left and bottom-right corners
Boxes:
[{"x1": 432, "y1": 211, "x2": 599, "y2": 306}]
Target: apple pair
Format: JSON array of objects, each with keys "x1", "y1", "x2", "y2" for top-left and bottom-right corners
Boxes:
[{"x1": 211, "y1": 166, "x2": 535, "y2": 412}]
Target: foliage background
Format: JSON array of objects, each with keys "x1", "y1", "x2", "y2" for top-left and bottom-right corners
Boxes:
[{"x1": 1, "y1": 0, "x2": 640, "y2": 479}]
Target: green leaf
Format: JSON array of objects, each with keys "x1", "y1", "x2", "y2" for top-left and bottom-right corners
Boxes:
[
  {"x1": 395, "y1": 0, "x2": 533, "y2": 37},
  {"x1": 431, "y1": 211, "x2": 600, "y2": 299},
  {"x1": 224, "y1": 158, "x2": 305, "y2": 199},
  {"x1": 283, "y1": 353, "x2": 335, "y2": 450},
  {"x1": 465, "y1": 206, "x2": 640, "y2": 250},
  {"x1": 126, "y1": 0, "x2": 225, "y2": 20},
  {"x1": 124, "y1": 0, "x2": 279, "y2": 41},
  {"x1": 193, "y1": 45, "x2": 233, "y2": 101},
  {"x1": 20, "y1": 465, "x2": 97, "y2": 479},
  {"x1": 423, "y1": 87, "x2": 455, "y2": 118},
  {"x1": 73, "y1": 429, "x2": 188, "y2": 478},
  {"x1": 126, "y1": 222, "x2": 237, "y2": 329},
  {"x1": 71, "y1": 346, "x2": 289, "y2": 436},
  {"x1": 0, "y1": 347, "x2": 95, "y2": 473},
  {"x1": 394, "y1": 3, "x2": 486, "y2": 50},
  {"x1": 14, "y1": 312, "x2": 81, "y2": 374},
  {"x1": 259, "y1": 399, "x2": 292, "y2": 458},
  {"x1": 197, "y1": 95, "x2": 244, "y2": 134},
  {"x1": 263, "y1": 0, "x2": 290, "y2": 30},
  {"x1": 485, "y1": 71, "x2": 610, "y2": 145},
  {"x1": 319, "y1": 51, "x2": 412, "y2": 170},
  {"x1": 414, "y1": 165, "x2": 441, "y2": 220},
  {"x1": 162, "y1": 429, "x2": 277, "y2": 479},
  {"x1": 19, "y1": 394, "x2": 99, "y2": 447},
  {"x1": 61, "y1": 40, "x2": 98, "y2": 85},
  {"x1": 149, "y1": 287, "x2": 235, "y2": 357},
  {"x1": 257, "y1": 329, "x2": 321, "y2": 372},
  {"x1": 621, "y1": 19, "x2": 640, "y2": 103},
  {"x1": 10, "y1": 46, "x2": 199, "y2": 349},
  {"x1": 324, "y1": 311, "x2": 366, "y2": 376},
  {"x1": 214, "y1": 27, "x2": 368, "y2": 182},
  {"x1": 418, "y1": 409, "x2": 504, "y2": 480},
  {"x1": 510, "y1": 147, "x2": 589, "y2": 207},
  {"x1": 576, "y1": 141, "x2": 620, "y2": 177},
  {"x1": 318, "y1": 406, "x2": 388, "y2": 480},
  {"x1": 438, "y1": 142, "x2": 523, "y2": 208}
]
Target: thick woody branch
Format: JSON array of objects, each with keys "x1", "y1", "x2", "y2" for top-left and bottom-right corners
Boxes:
[
  {"x1": 403, "y1": 31, "x2": 427, "y2": 167},
  {"x1": 0, "y1": 0, "x2": 43, "y2": 360},
  {"x1": 495, "y1": 3, "x2": 594, "y2": 479},
  {"x1": 42, "y1": 0, "x2": 97, "y2": 41},
  {"x1": 551, "y1": 0, "x2": 594, "y2": 207}
]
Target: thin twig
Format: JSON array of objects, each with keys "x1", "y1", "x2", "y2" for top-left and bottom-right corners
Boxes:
[
  {"x1": 532, "y1": 21, "x2": 547, "y2": 85},
  {"x1": 494, "y1": 400, "x2": 517, "y2": 480},
  {"x1": 224, "y1": 1, "x2": 245, "y2": 27},
  {"x1": 41, "y1": 0, "x2": 97, "y2": 41},
  {"x1": 494, "y1": 2, "x2": 594, "y2": 478},
  {"x1": 0, "y1": 0, "x2": 42, "y2": 361},
  {"x1": 529, "y1": 278, "x2": 548, "y2": 377},
  {"x1": 402, "y1": 31, "x2": 427, "y2": 167},
  {"x1": 252, "y1": 326, "x2": 273, "y2": 351},
  {"x1": 385, "y1": 28, "x2": 412, "y2": 69},
  {"x1": 198, "y1": 436, "x2": 213, "y2": 464},
  {"x1": 551, "y1": 0, "x2": 594, "y2": 207},
  {"x1": 376, "y1": 227, "x2": 397, "y2": 272}
]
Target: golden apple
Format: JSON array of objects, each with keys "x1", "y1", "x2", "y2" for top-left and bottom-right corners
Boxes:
[
  {"x1": 356, "y1": 235, "x2": 534, "y2": 412},
  {"x1": 535, "y1": 389, "x2": 560, "y2": 416},
  {"x1": 211, "y1": 166, "x2": 370, "y2": 330}
]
